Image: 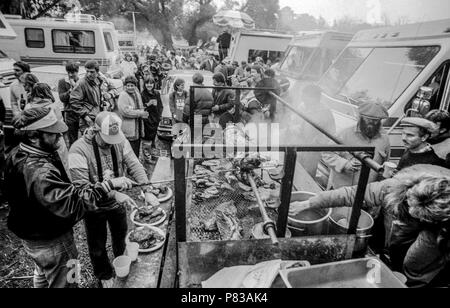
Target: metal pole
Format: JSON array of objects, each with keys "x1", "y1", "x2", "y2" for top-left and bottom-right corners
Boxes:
[
  {"x1": 270, "y1": 92, "x2": 383, "y2": 173},
  {"x1": 248, "y1": 174, "x2": 279, "y2": 245}
]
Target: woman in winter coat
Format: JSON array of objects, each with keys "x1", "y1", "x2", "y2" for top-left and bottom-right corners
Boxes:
[
  {"x1": 116, "y1": 76, "x2": 148, "y2": 157},
  {"x1": 141, "y1": 77, "x2": 163, "y2": 163}
]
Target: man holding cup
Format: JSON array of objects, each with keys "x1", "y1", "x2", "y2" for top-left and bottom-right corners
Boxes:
[
  {"x1": 69, "y1": 111, "x2": 152, "y2": 288},
  {"x1": 322, "y1": 101, "x2": 391, "y2": 189}
]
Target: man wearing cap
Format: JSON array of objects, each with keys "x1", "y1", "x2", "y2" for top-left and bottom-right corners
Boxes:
[
  {"x1": 323, "y1": 102, "x2": 391, "y2": 189},
  {"x1": 5, "y1": 107, "x2": 134, "y2": 288},
  {"x1": 397, "y1": 117, "x2": 445, "y2": 171},
  {"x1": 69, "y1": 111, "x2": 151, "y2": 288}
]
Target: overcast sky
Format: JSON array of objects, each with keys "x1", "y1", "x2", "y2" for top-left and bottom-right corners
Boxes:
[
  {"x1": 280, "y1": 0, "x2": 450, "y2": 24},
  {"x1": 214, "y1": 0, "x2": 450, "y2": 25}
]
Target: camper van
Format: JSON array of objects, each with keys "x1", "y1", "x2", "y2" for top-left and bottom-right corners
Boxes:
[
  {"x1": 117, "y1": 30, "x2": 137, "y2": 56},
  {"x1": 228, "y1": 30, "x2": 293, "y2": 64},
  {"x1": 0, "y1": 14, "x2": 121, "y2": 75},
  {"x1": 276, "y1": 31, "x2": 353, "y2": 98},
  {"x1": 317, "y1": 19, "x2": 450, "y2": 160},
  {"x1": 0, "y1": 11, "x2": 17, "y2": 130}
]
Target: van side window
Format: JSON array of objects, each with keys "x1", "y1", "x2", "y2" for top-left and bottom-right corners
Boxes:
[
  {"x1": 25, "y1": 28, "x2": 45, "y2": 48},
  {"x1": 248, "y1": 50, "x2": 284, "y2": 65},
  {"x1": 103, "y1": 32, "x2": 114, "y2": 52},
  {"x1": 52, "y1": 29, "x2": 95, "y2": 54}
]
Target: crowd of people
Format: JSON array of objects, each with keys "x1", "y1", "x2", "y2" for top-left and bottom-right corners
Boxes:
[{"x1": 0, "y1": 41, "x2": 448, "y2": 288}]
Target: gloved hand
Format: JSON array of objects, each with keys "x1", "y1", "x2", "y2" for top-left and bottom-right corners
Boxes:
[{"x1": 289, "y1": 200, "x2": 311, "y2": 216}]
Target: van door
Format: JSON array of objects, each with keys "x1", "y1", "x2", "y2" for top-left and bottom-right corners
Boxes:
[{"x1": 386, "y1": 61, "x2": 450, "y2": 161}]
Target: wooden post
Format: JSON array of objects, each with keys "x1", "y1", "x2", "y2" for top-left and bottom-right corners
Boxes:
[
  {"x1": 174, "y1": 157, "x2": 187, "y2": 243},
  {"x1": 277, "y1": 148, "x2": 297, "y2": 237}
]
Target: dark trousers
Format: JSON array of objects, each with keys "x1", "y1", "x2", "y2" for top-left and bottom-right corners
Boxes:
[
  {"x1": 129, "y1": 139, "x2": 141, "y2": 158},
  {"x1": 64, "y1": 111, "x2": 80, "y2": 148},
  {"x1": 84, "y1": 206, "x2": 128, "y2": 281}
]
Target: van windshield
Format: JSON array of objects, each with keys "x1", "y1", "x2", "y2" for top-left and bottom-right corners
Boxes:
[
  {"x1": 319, "y1": 46, "x2": 440, "y2": 110},
  {"x1": 280, "y1": 46, "x2": 315, "y2": 74}
]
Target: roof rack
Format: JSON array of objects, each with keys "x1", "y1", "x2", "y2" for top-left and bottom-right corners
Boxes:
[{"x1": 5, "y1": 13, "x2": 114, "y2": 26}]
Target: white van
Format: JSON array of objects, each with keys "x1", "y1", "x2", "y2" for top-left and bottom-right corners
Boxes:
[
  {"x1": 276, "y1": 31, "x2": 353, "y2": 97},
  {"x1": 0, "y1": 11, "x2": 17, "y2": 126},
  {"x1": 0, "y1": 14, "x2": 121, "y2": 75},
  {"x1": 117, "y1": 30, "x2": 137, "y2": 56},
  {"x1": 229, "y1": 30, "x2": 293, "y2": 64},
  {"x1": 317, "y1": 19, "x2": 450, "y2": 160}
]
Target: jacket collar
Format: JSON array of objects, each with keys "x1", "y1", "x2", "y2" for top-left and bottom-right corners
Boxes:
[{"x1": 19, "y1": 143, "x2": 51, "y2": 156}]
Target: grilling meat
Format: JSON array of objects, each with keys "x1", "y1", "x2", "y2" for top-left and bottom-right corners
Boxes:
[
  {"x1": 214, "y1": 201, "x2": 242, "y2": 241},
  {"x1": 135, "y1": 207, "x2": 164, "y2": 225},
  {"x1": 129, "y1": 228, "x2": 165, "y2": 250}
]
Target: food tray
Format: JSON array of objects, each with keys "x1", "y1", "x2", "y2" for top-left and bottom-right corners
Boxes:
[{"x1": 187, "y1": 159, "x2": 280, "y2": 242}]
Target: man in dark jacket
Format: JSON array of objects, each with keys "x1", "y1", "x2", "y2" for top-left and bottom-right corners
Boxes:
[
  {"x1": 217, "y1": 30, "x2": 232, "y2": 61},
  {"x1": 398, "y1": 117, "x2": 445, "y2": 170},
  {"x1": 254, "y1": 69, "x2": 281, "y2": 122},
  {"x1": 5, "y1": 107, "x2": 134, "y2": 288},
  {"x1": 69, "y1": 61, "x2": 119, "y2": 136},
  {"x1": 58, "y1": 61, "x2": 80, "y2": 147},
  {"x1": 211, "y1": 73, "x2": 235, "y2": 127}
]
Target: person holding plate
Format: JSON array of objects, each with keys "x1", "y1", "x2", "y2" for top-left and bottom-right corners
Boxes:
[{"x1": 69, "y1": 111, "x2": 153, "y2": 288}]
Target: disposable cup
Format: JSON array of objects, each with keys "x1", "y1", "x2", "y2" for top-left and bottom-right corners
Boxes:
[
  {"x1": 383, "y1": 162, "x2": 397, "y2": 179},
  {"x1": 126, "y1": 243, "x2": 139, "y2": 262},
  {"x1": 113, "y1": 256, "x2": 132, "y2": 278}
]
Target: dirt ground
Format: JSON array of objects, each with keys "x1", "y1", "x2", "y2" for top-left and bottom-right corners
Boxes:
[{"x1": 0, "y1": 139, "x2": 168, "y2": 288}]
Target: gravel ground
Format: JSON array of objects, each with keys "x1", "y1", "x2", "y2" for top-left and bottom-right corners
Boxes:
[{"x1": 0, "y1": 139, "x2": 168, "y2": 288}]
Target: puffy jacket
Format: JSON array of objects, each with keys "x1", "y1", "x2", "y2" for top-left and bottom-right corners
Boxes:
[
  {"x1": 5, "y1": 143, "x2": 112, "y2": 241},
  {"x1": 183, "y1": 86, "x2": 213, "y2": 125},
  {"x1": 141, "y1": 89, "x2": 163, "y2": 136},
  {"x1": 212, "y1": 88, "x2": 235, "y2": 117}
]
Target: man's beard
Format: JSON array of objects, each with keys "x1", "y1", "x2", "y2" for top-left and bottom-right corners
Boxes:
[
  {"x1": 39, "y1": 135, "x2": 60, "y2": 152},
  {"x1": 360, "y1": 119, "x2": 381, "y2": 140}
]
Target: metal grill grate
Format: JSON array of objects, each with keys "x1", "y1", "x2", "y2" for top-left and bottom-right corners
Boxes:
[{"x1": 187, "y1": 159, "x2": 279, "y2": 242}]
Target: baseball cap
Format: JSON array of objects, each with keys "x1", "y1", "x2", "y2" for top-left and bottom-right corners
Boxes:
[
  {"x1": 20, "y1": 108, "x2": 68, "y2": 134},
  {"x1": 95, "y1": 112, "x2": 126, "y2": 145}
]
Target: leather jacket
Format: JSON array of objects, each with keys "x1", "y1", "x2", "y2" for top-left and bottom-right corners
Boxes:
[{"x1": 5, "y1": 143, "x2": 113, "y2": 241}]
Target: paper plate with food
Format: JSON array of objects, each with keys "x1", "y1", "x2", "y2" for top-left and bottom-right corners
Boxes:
[
  {"x1": 131, "y1": 206, "x2": 167, "y2": 227},
  {"x1": 126, "y1": 226, "x2": 166, "y2": 253},
  {"x1": 142, "y1": 184, "x2": 173, "y2": 204}
]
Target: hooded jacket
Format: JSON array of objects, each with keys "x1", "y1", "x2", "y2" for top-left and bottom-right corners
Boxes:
[{"x1": 6, "y1": 143, "x2": 112, "y2": 241}]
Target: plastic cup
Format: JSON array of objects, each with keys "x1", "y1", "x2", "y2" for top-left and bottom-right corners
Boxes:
[
  {"x1": 113, "y1": 256, "x2": 132, "y2": 278},
  {"x1": 383, "y1": 162, "x2": 397, "y2": 179},
  {"x1": 126, "y1": 243, "x2": 139, "y2": 262}
]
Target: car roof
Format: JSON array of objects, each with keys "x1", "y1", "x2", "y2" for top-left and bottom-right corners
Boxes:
[
  {"x1": 168, "y1": 70, "x2": 213, "y2": 78},
  {"x1": 31, "y1": 65, "x2": 86, "y2": 75}
]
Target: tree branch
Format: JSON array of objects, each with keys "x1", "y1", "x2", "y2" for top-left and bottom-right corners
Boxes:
[{"x1": 31, "y1": 0, "x2": 63, "y2": 19}]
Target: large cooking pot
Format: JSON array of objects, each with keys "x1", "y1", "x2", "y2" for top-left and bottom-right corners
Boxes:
[
  {"x1": 288, "y1": 192, "x2": 332, "y2": 236},
  {"x1": 329, "y1": 208, "x2": 374, "y2": 256}
]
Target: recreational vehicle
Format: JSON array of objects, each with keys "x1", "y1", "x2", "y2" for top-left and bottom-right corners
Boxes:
[
  {"x1": 0, "y1": 14, "x2": 121, "y2": 75},
  {"x1": 117, "y1": 30, "x2": 137, "y2": 56},
  {"x1": 229, "y1": 30, "x2": 293, "y2": 64},
  {"x1": 317, "y1": 19, "x2": 450, "y2": 160},
  {"x1": 276, "y1": 31, "x2": 353, "y2": 98}
]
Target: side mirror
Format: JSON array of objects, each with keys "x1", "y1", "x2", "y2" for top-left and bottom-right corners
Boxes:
[{"x1": 407, "y1": 86, "x2": 432, "y2": 117}]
